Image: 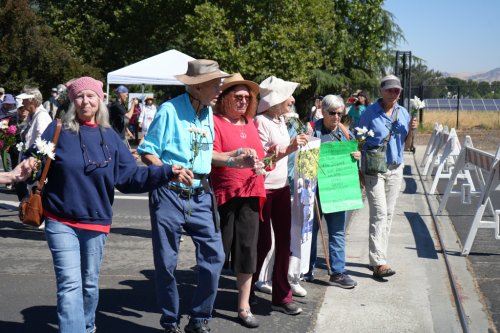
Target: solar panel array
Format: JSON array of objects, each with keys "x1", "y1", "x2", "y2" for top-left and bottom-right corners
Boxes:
[{"x1": 424, "y1": 99, "x2": 500, "y2": 111}]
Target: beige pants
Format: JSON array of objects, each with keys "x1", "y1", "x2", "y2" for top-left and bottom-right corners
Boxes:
[{"x1": 364, "y1": 164, "x2": 404, "y2": 266}]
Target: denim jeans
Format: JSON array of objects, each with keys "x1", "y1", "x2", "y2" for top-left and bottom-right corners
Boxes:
[
  {"x1": 45, "y1": 219, "x2": 107, "y2": 333},
  {"x1": 364, "y1": 164, "x2": 404, "y2": 266},
  {"x1": 149, "y1": 186, "x2": 224, "y2": 328},
  {"x1": 308, "y1": 207, "x2": 347, "y2": 276}
]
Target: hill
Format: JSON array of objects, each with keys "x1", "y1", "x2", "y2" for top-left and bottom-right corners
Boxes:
[{"x1": 444, "y1": 68, "x2": 500, "y2": 82}]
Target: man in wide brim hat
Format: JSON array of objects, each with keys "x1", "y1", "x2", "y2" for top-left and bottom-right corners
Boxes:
[
  {"x1": 175, "y1": 59, "x2": 231, "y2": 86},
  {"x1": 138, "y1": 58, "x2": 229, "y2": 333}
]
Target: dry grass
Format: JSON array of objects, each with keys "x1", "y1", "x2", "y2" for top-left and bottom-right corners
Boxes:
[{"x1": 421, "y1": 111, "x2": 500, "y2": 131}]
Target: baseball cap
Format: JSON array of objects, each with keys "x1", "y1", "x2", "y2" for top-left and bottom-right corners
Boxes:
[{"x1": 114, "y1": 85, "x2": 129, "y2": 93}]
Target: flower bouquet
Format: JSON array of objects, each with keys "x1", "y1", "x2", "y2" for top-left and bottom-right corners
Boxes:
[
  {"x1": 354, "y1": 126, "x2": 374, "y2": 150},
  {"x1": 17, "y1": 138, "x2": 56, "y2": 180},
  {"x1": 410, "y1": 96, "x2": 425, "y2": 117}
]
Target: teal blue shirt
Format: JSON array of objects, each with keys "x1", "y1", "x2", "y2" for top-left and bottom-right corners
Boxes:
[{"x1": 137, "y1": 93, "x2": 214, "y2": 187}]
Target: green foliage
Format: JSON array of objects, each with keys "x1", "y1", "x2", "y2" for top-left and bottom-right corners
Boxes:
[
  {"x1": 0, "y1": 0, "x2": 100, "y2": 94},
  {"x1": 2, "y1": 0, "x2": 405, "y2": 107}
]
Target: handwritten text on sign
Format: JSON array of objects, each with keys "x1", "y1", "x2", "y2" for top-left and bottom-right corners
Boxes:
[{"x1": 317, "y1": 140, "x2": 363, "y2": 213}]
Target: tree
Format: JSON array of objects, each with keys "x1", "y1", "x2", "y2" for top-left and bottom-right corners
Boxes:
[{"x1": 0, "y1": 0, "x2": 100, "y2": 94}]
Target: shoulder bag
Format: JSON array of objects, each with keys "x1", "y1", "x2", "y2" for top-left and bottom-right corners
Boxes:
[
  {"x1": 364, "y1": 109, "x2": 399, "y2": 176},
  {"x1": 19, "y1": 119, "x2": 62, "y2": 227}
]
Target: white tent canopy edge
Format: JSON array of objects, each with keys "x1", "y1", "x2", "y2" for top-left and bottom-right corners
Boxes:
[{"x1": 106, "y1": 49, "x2": 195, "y2": 100}]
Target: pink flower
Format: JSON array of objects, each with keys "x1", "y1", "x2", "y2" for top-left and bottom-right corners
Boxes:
[
  {"x1": 0, "y1": 140, "x2": 4, "y2": 149},
  {"x1": 7, "y1": 125, "x2": 17, "y2": 135}
]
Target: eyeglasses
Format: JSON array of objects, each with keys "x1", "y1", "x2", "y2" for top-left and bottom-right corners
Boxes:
[
  {"x1": 326, "y1": 111, "x2": 343, "y2": 117},
  {"x1": 233, "y1": 95, "x2": 252, "y2": 103},
  {"x1": 79, "y1": 129, "x2": 112, "y2": 171}
]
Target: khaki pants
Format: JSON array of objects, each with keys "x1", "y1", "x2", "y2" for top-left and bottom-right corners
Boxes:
[{"x1": 364, "y1": 164, "x2": 404, "y2": 266}]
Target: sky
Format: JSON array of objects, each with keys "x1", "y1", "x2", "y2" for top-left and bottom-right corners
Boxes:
[{"x1": 383, "y1": 0, "x2": 500, "y2": 74}]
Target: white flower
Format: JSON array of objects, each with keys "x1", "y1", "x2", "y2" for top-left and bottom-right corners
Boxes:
[
  {"x1": 355, "y1": 126, "x2": 368, "y2": 136},
  {"x1": 35, "y1": 138, "x2": 56, "y2": 160},
  {"x1": 0, "y1": 121, "x2": 8, "y2": 130},
  {"x1": 361, "y1": 136, "x2": 365, "y2": 141},
  {"x1": 16, "y1": 142, "x2": 26, "y2": 152},
  {"x1": 188, "y1": 127, "x2": 208, "y2": 137},
  {"x1": 410, "y1": 96, "x2": 425, "y2": 111},
  {"x1": 367, "y1": 130, "x2": 374, "y2": 137}
]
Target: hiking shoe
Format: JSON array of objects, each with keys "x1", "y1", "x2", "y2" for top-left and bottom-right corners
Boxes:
[
  {"x1": 164, "y1": 325, "x2": 182, "y2": 333},
  {"x1": 271, "y1": 302, "x2": 303, "y2": 315},
  {"x1": 290, "y1": 281, "x2": 307, "y2": 297},
  {"x1": 184, "y1": 319, "x2": 210, "y2": 333},
  {"x1": 255, "y1": 281, "x2": 272, "y2": 294},
  {"x1": 329, "y1": 273, "x2": 357, "y2": 289},
  {"x1": 373, "y1": 265, "x2": 396, "y2": 278}
]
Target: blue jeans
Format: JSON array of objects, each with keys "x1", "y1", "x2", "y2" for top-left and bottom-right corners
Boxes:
[
  {"x1": 149, "y1": 186, "x2": 224, "y2": 328},
  {"x1": 45, "y1": 219, "x2": 107, "y2": 333},
  {"x1": 308, "y1": 207, "x2": 347, "y2": 276}
]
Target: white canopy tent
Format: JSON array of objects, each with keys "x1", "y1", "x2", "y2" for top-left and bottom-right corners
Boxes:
[{"x1": 106, "y1": 49, "x2": 195, "y2": 98}]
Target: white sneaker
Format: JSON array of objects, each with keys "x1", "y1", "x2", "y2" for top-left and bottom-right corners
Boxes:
[
  {"x1": 255, "y1": 281, "x2": 272, "y2": 294},
  {"x1": 290, "y1": 281, "x2": 307, "y2": 297}
]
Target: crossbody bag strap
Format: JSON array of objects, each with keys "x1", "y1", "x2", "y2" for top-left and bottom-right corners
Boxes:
[
  {"x1": 382, "y1": 108, "x2": 400, "y2": 145},
  {"x1": 36, "y1": 119, "x2": 62, "y2": 193}
]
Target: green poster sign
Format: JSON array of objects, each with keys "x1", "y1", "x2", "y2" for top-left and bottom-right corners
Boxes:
[{"x1": 317, "y1": 140, "x2": 363, "y2": 213}]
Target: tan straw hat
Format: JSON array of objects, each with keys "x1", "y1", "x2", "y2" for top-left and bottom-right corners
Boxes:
[
  {"x1": 175, "y1": 59, "x2": 230, "y2": 85},
  {"x1": 220, "y1": 73, "x2": 259, "y2": 95},
  {"x1": 257, "y1": 76, "x2": 299, "y2": 114}
]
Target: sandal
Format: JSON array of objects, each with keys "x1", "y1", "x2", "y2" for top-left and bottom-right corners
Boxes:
[
  {"x1": 238, "y1": 308, "x2": 259, "y2": 328},
  {"x1": 373, "y1": 265, "x2": 396, "y2": 278}
]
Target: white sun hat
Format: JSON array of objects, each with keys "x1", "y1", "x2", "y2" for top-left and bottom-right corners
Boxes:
[{"x1": 257, "y1": 76, "x2": 299, "y2": 114}]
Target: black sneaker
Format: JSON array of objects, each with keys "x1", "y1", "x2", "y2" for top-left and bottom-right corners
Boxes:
[
  {"x1": 302, "y1": 273, "x2": 315, "y2": 282},
  {"x1": 271, "y1": 302, "x2": 303, "y2": 315},
  {"x1": 329, "y1": 273, "x2": 357, "y2": 289},
  {"x1": 184, "y1": 319, "x2": 210, "y2": 333},
  {"x1": 165, "y1": 325, "x2": 182, "y2": 333}
]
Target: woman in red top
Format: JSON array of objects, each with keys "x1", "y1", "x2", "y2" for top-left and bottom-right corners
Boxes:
[{"x1": 211, "y1": 73, "x2": 265, "y2": 328}]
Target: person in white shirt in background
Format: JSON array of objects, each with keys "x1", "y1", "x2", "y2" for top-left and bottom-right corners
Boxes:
[{"x1": 138, "y1": 96, "x2": 157, "y2": 142}]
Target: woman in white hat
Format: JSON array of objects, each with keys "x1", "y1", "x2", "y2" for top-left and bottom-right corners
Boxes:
[{"x1": 252, "y1": 76, "x2": 308, "y2": 315}]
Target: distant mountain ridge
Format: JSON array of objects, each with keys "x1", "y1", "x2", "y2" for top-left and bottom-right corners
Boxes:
[{"x1": 443, "y1": 68, "x2": 500, "y2": 82}]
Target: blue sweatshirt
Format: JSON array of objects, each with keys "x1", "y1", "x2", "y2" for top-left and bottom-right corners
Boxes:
[{"x1": 40, "y1": 120, "x2": 173, "y2": 226}]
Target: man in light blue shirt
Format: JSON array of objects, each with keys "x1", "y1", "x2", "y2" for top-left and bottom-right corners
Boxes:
[
  {"x1": 358, "y1": 74, "x2": 416, "y2": 280},
  {"x1": 138, "y1": 59, "x2": 230, "y2": 333}
]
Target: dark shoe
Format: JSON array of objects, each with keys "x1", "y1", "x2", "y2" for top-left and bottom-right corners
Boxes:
[
  {"x1": 373, "y1": 265, "x2": 396, "y2": 278},
  {"x1": 302, "y1": 272, "x2": 315, "y2": 282},
  {"x1": 165, "y1": 325, "x2": 182, "y2": 333},
  {"x1": 329, "y1": 273, "x2": 357, "y2": 289},
  {"x1": 184, "y1": 319, "x2": 210, "y2": 333},
  {"x1": 249, "y1": 291, "x2": 258, "y2": 306},
  {"x1": 238, "y1": 308, "x2": 259, "y2": 328},
  {"x1": 271, "y1": 302, "x2": 303, "y2": 315}
]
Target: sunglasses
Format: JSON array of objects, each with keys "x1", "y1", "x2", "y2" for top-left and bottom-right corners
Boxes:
[
  {"x1": 233, "y1": 95, "x2": 252, "y2": 102},
  {"x1": 326, "y1": 111, "x2": 343, "y2": 117},
  {"x1": 384, "y1": 88, "x2": 401, "y2": 94}
]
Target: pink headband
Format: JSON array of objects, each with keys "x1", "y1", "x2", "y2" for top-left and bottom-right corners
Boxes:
[{"x1": 66, "y1": 76, "x2": 104, "y2": 102}]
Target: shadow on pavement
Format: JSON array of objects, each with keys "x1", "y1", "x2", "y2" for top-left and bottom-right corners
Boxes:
[{"x1": 404, "y1": 212, "x2": 439, "y2": 259}]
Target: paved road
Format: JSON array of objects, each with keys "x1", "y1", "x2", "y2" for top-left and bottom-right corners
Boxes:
[{"x1": 0, "y1": 144, "x2": 498, "y2": 332}]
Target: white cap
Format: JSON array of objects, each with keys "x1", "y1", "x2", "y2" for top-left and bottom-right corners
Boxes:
[{"x1": 16, "y1": 93, "x2": 35, "y2": 100}]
